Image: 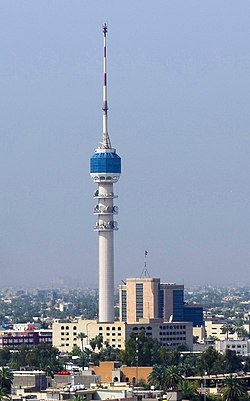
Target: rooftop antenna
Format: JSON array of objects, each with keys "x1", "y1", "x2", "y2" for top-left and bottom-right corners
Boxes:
[
  {"x1": 140, "y1": 250, "x2": 150, "y2": 277},
  {"x1": 100, "y1": 22, "x2": 112, "y2": 149}
]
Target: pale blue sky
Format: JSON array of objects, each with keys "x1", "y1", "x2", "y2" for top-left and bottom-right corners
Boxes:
[{"x1": 1, "y1": 1, "x2": 250, "y2": 287}]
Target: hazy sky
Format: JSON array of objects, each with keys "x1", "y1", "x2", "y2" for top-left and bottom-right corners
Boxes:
[{"x1": 1, "y1": 1, "x2": 250, "y2": 288}]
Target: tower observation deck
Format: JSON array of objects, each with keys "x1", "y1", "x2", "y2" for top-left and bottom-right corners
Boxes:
[{"x1": 90, "y1": 24, "x2": 121, "y2": 323}]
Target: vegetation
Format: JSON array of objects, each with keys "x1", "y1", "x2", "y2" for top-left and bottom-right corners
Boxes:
[
  {"x1": 0, "y1": 343, "x2": 62, "y2": 376},
  {"x1": 222, "y1": 375, "x2": 247, "y2": 401},
  {"x1": 77, "y1": 333, "x2": 87, "y2": 352},
  {"x1": 0, "y1": 368, "x2": 13, "y2": 400},
  {"x1": 120, "y1": 331, "x2": 160, "y2": 367}
]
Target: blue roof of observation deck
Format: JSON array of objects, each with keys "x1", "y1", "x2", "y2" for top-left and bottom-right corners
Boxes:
[{"x1": 90, "y1": 151, "x2": 121, "y2": 174}]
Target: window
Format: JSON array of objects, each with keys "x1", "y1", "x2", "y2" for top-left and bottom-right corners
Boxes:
[
  {"x1": 136, "y1": 283, "x2": 143, "y2": 320},
  {"x1": 122, "y1": 290, "x2": 127, "y2": 322}
]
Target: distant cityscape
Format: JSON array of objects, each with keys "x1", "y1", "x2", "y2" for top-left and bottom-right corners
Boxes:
[{"x1": 1, "y1": 16, "x2": 250, "y2": 401}]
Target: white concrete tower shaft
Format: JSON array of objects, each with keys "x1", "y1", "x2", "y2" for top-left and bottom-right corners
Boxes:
[{"x1": 90, "y1": 24, "x2": 121, "y2": 323}]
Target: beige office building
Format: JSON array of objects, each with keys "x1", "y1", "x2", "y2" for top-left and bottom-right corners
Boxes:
[
  {"x1": 53, "y1": 278, "x2": 194, "y2": 352},
  {"x1": 119, "y1": 277, "x2": 186, "y2": 323},
  {"x1": 52, "y1": 319, "x2": 193, "y2": 353},
  {"x1": 205, "y1": 320, "x2": 238, "y2": 340}
]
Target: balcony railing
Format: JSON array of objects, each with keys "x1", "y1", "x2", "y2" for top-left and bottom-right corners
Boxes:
[
  {"x1": 93, "y1": 206, "x2": 118, "y2": 215},
  {"x1": 94, "y1": 221, "x2": 118, "y2": 231},
  {"x1": 93, "y1": 190, "x2": 118, "y2": 199}
]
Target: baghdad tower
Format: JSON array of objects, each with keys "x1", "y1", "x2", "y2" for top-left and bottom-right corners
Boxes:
[{"x1": 90, "y1": 24, "x2": 121, "y2": 323}]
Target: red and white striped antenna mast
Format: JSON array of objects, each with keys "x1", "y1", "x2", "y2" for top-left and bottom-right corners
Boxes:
[{"x1": 100, "y1": 23, "x2": 112, "y2": 149}]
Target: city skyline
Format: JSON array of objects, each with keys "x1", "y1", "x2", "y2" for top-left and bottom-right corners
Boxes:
[{"x1": 1, "y1": 1, "x2": 250, "y2": 287}]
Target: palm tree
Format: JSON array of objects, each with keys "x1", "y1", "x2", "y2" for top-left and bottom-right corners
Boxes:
[
  {"x1": 181, "y1": 380, "x2": 199, "y2": 401},
  {"x1": 0, "y1": 368, "x2": 13, "y2": 395},
  {"x1": 164, "y1": 365, "x2": 182, "y2": 391},
  {"x1": 89, "y1": 338, "x2": 97, "y2": 351},
  {"x1": 96, "y1": 334, "x2": 103, "y2": 350},
  {"x1": 222, "y1": 375, "x2": 246, "y2": 401},
  {"x1": 0, "y1": 387, "x2": 10, "y2": 401},
  {"x1": 77, "y1": 333, "x2": 87, "y2": 352},
  {"x1": 148, "y1": 365, "x2": 166, "y2": 390},
  {"x1": 73, "y1": 395, "x2": 86, "y2": 401},
  {"x1": 221, "y1": 324, "x2": 235, "y2": 340}
]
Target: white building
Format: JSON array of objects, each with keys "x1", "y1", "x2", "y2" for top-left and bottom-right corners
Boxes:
[{"x1": 215, "y1": 338, "x2": 250, "y2": 356}]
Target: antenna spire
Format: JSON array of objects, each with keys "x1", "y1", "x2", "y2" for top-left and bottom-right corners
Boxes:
[
  {"x1": 140, "y1": 251, "x2": 150, "y2": 278},
  {"x1": 101, "y1": 23, "x2": 112, "y2": 149}
]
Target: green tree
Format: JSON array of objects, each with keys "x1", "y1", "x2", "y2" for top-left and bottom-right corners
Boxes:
[
  {"x1": 77, "y1": 333, "x2": 87, "y2": 352},
  {"x1": 197, "y1": 347, "x2": 223, "y2": 375},
  {"x1": 120, "y1": 331, "x2": 160, "y2": 367},
  {"x1": 243, "y1": 356, "x2": 250, "y2": 372},
  {"x1": 95, "y1": 334, "x2": 103, "y2": 350},
  {"x1": 9, "y1": 344, "x2": 29, "y2": 370},
  {"x1": 70, "y1": 346, "x2": 82, "y2": 357},
  {"x1": 89, "y1": 338, "x2": 97, "y2": 351},
  {"x1": 221, "y1": 325, "x2": 235, "y2": 340},
  {"x1": 98, "y1": 344, "x2": 121, "y2": 362},
  {"x1": 222, "y1": 375, "x2": 246, "y2": 401},
  {"x1": 164, "y1": 365, "x2": 182, "y2": 390},
  {"x1": 223, "y1": 349, "x2": 242, "y2": 374},
  {"x1": 0, "y1": 387, "x2": 11, "y2": 401},
  {"x1": 148, "y1": 365, "x2": 166, "y2": 390},
  {"x1": 0, "y1": 350, "x2": 11, "y2": 367},
  {"x1": 13, "y1": 343, "x2": 63, "y2": 376},
  {"x1": 181, "y1": 380, "x2": 199, "y2": 401},
  {"x1": 181, "y1": 354, "x2": 199, "y2": 377},
  {"x1": 0, "y1": 368, "x2": 13, "y2": 395},
  {"x1": 73, "y1": 395, "x2": 86, "y2": 401}
]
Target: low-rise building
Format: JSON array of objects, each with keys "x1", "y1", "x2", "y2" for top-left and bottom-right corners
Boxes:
[
  {"x1": 52, "y1": 319, "x2": 193, "y2": 352},
  {"x1": 205, "y1": 320, "x2": 238, "y2": 340},
  {"x1": 0, "y1": 329, "x2": 52, "y2": 349},
  {"x1": 215, "y1": 338, "x2": 250, "y2": 356},
  {"x1": 93, "y1": 361, "x2": 152, "y2": 384}
]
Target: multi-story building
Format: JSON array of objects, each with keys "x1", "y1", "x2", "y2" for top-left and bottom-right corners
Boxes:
[
  {"x1": 215, "y1": 338, "x2": 250, "y2": 356},
  {"x1": 119, "y1": 277, "x2": 203, "y2": 327},
  {"x1": 52, "y1": 319, "x2": 193, "y2": 353},
  {"x1": 0, "y1": 329, "x2": 52, "y2": 349},
  {"x1": 205, "y1": 319, "x2": 238, "y2": 340}
]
